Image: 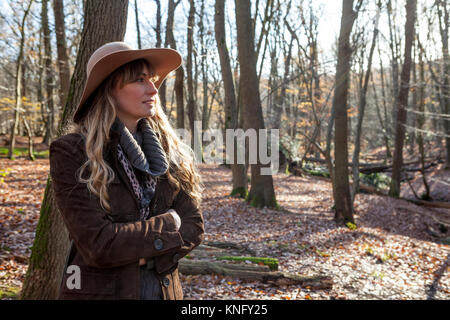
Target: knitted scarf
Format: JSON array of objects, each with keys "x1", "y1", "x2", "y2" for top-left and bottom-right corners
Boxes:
[{"x1": 113, "y1": 117, "x2": 169, "y2": 220}]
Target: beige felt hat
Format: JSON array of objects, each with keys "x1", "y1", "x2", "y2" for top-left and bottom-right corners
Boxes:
[{"x1": 72, "y1": 41, "x2": 182, "y2": 124}]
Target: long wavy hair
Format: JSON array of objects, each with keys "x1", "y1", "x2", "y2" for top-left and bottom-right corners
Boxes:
[{"x1": 66, "y1": 59, "x2": 203, "y2": 212}]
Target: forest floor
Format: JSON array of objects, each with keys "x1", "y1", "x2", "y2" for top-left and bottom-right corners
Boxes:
[{"x1": 0, "y1": 137, "x2": 449, "y2": 300}]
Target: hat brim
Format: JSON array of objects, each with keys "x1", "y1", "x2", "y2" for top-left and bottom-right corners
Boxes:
[{"x1": 73, "y1": 48, "x2": 181, "y2": 124}]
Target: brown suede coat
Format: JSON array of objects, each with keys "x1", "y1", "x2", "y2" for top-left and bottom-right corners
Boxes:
[{"x1": 49, "y1": 126, "x2": 204, "y2": 300}]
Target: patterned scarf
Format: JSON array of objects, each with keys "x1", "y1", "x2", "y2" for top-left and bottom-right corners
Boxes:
[{"x1": 113, "y1": 118, "x2": 169, "y2": 220}]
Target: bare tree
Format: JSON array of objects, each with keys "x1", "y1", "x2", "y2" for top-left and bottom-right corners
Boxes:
[
  {"x1": 351, "y1": 1, "x2": 381, "y2": 204},
  {"x1": 332, "y1": 0, "x2": 360, "y2": 224},
  {"x1": 214, "y1": 0, "x2": 247, "y2": 197},
  {"x1": 164, "y1": 0, "x2": 185, "y2": 129},
  {"x1": 41, "y1": 0, "x2": 56, "y2": 145},
  {"x1": 435, "y1": 0, "x2": 449, "y2": 168},
  {"x1": 389, "y1": 0, "x2": 417, "y2": 197},
  {"x1": 186, "y1": 0, "x2": 196, "y2": 149},
  {"x1": 53, "y1": 0, "x2": 71, "y2": 110},
  {"x1": 235, "y1": 0, "x2": 277, "y2": 208},
  {"x1": 134, "y1": 0, "x2": 142, "y2": 49}
]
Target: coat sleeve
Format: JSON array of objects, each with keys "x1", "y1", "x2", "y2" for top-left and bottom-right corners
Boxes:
[
  {"x1": 49, "y1": 135, "x2": 184, "y2": 269},
  {"x1": 154, "y1": 185, "x2": 205, "y2": 274}
]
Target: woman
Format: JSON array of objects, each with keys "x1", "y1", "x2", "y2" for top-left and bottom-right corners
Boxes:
[{"x1": 49, "y1": 42, "x2": 204, "y2": 300}]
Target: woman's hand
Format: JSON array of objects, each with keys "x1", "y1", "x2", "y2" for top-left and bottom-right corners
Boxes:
[{"x1": 167, "y1": 209, "x2": 181, "y2": 231}]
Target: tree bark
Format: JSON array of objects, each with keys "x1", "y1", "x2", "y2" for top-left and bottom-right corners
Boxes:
[
  {"x1": 332, "y1": 0, "x2": 357, "y2": 224},
  {"x1": 53, "y1": 0, "x2": 71, "y2": 110},
  {"x1": 436, "y1": 0, "x2": 450, "y2": 168},
  {"x1": 387, "y1": 0, "x2": 400, "y2": 120},
  {"x1": 200, "y1": 0, "x2": 209, "y2": 133},
  {"x1": 153, "y1": 0, "x2": 162, "y2": 48},
  {"x1": 23, "y1": 117, "x2": 35, "y2": 161},
  {"x1": 165, "y1": 0, "x2": 184, "y2": 129},
  {"x1": 389, "y1": 0, "x2": 417, "y2": 197},
  {"x1": 21, "y1": 0, "x2": 129, "y2": 300},
  {"x1": 215, "y1": 0, "x2": 247, "y2": 198},
  {"x1": 416, "y1": 42, "x2": 431, "y2": 199},
  {"x1": 42, "y1": 0, "x2": 56, "y2": 145},
  {"x1": 235, "y1": 0, "x2": 277, "y2": 208},
  {"x1": 187, "y1": 0, "x2": 196, "y2": 150},
  {"x1": 351, "y1": 2, "x2": 380, "y2": 204},
  {"x1": 134, "y1": 0, "x2": 142, "y2": 49}
]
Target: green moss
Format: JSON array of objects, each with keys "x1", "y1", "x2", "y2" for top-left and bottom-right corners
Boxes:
[
  {"x1": 249, "y1": 193, "x2": 265, "y2": 208},
  {"x1": 0, "y1": 147, "x2": 49, "y2": 159},
  {"x1": 28, "y1": 177, "x2": 52, "y2": 270},
  {"x1": 33, "y1": 150, "x2": 49, "y2": 159},
  {"x1": 216, "y1": 256, "x2": 279, "y2": 271},
  {"x1": 246, "y1": 192, "x2": 279, "y2": 209},
  {"x1": 346, "y1": 222, "x2": 357, "y2": 230},
  {"x1": 359, "y1": 172, "x2": 390, "y2": 190},
  {"x1": 0, "y1": 286, "x2": 21, "y2": 300},
  {"x1": 303, "y1": 164, "x2": 330, "y2": 178},
  {"x1": 230, "y1": 187, "x2": 248, "y2": 199}
]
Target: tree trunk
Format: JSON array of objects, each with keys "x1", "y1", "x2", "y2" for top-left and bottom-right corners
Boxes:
[
  {"x1": 23, "y1": 117, "x2": 35, "y2": 161},
  {"x1": 235, "y1": 0, "x2": 277, "y2": 208},
  {"x1": 165, "y1": 0, "x2": 184, "y2": 129},
  {"x1": 332, "y1": 0, "x2": 356, "y2": 224},
  {"x1": 351, "y1": 3, "x2": 380, "y2": 204},
  {"x1": 200, "y1": 0, "x2": 209, "y2": 133},
  {"x1": 21, "y1": 0, "x2": 129, "y2": 300},
  {"x1": 377, "y1": 43, "x2": 392, "y2": 160},
  {"x1": 389, "y1": 0, "x2": 416, "y2": 197},
  {"x1": 215, "y1": 0, "x2": 247, "y2": 198},
  {"x1": 186, "y1": 0, "x2": 196, "y2": 149},
  {"x1": 436, "y1": 0, "x2": 450, "y2": 168},
  {"x1": 153, "y1": 0, "x2": 162, "y2": 48},
  {"x1": 134, "y1": 0, "x2": 142, "y2": 49},
  {"x1": 53, "y1": 0, "x2": 71, "y2": 110},
  {"x1": 417, "y1": 42, "x2": 430, "y2": 199},
  {"x1": 38, "y1": 26, "x2": 50, "y2": 145},
  {"x1": 387, "y1": 0, "x2": 400, "y2": 121},
  {"x1": 42, "y1": 0, "x2": 56, "y2": 145}
]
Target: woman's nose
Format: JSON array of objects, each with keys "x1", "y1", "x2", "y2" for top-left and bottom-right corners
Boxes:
[{"x1": 147, "y1": 80, "x2": 158, "y2": 95}]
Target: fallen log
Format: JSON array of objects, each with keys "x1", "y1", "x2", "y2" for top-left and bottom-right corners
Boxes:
[{"x1": 178, "y1": 260, "x2": 333, "y2": 290}]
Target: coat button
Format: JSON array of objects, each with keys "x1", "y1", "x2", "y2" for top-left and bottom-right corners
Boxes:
[
  {"x1": 162, "y1": 277, "x2": 170, "y2": 287},
  {"x1": 172, "y1": 253, "x2": 181, "y2": 263},
  {"x1": 154, "y1": 238, "x2": 163, "y2": 250}
]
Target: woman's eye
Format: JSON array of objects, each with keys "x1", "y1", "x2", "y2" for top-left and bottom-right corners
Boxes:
[{"x1": 137, "y1": 78, "x2": 145, "y2": 82}]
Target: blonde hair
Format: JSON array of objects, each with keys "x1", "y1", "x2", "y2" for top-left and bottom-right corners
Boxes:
[{"x1": 67, "y1": 59, "x2": 203, "y2": 212}]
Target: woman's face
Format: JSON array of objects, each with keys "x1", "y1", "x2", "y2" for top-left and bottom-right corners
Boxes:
[{"x1": 112, "y1": 66, "x2": 158, "y2": 127}]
